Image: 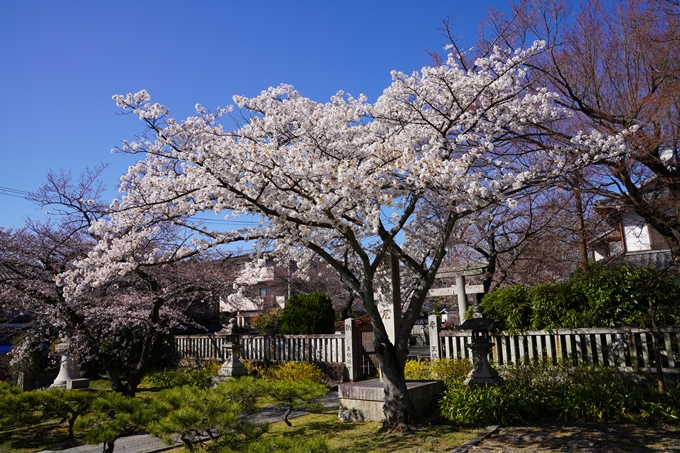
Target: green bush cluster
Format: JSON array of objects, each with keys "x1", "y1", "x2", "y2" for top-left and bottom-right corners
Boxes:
[
  {"x1": 0, "y1": 384, "x2": 101, "y2": 439},
  {"x1": 482, "y1": 264, "x2": 680, "y2": 332},
  {"x1": 141, "y1": 361, "x2": 221, "y2": 389},
  {"x1": 267, "y1": 361, "x2": 325, "y2": 383},
  {"x1": 438, "y1": 360, "x2": 680, "y2": 427},
  {"x1": 0, "y1": 370, "x2": 330, "y2": 453},
  {"x1": 147, "y1": 381, "x2": 267, "y2": 452},
  {"x1": 280, "y1": 292, "x2": 336, "y2": 335},
  {"x1": 403, "y1": 358, "x2": 472, "y2": 385}
]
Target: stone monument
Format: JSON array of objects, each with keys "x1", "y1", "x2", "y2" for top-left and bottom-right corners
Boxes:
[
  {"x1": 374, "y1": 252, "x2": 401, "y2": 344},
  {"x1": 50, "y1": 339, "x2": 90, "y2": 390}
]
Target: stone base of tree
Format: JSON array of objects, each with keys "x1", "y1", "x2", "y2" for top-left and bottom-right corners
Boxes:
[{"x1": 338, "y1": 379, "x2": 443, "y2": 421}]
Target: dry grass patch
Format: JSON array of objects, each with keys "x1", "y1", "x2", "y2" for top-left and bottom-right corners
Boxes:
[{"x1": 264, "y1": 409, "x2": 480, "y2": 453}]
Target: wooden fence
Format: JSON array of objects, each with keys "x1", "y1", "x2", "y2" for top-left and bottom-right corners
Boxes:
[
  {"x1": 173, "y1": 334, "x2": 240, "y2": 362},
  {"x1": 172, "y1": 333, "x2": 345, "y2": 364},
  {"x1": 239, "y1": 334, "x2": 345, "y2": 363},
  {"x1": 173, "y1": 321, "x2": 680, "y2": 379},
  {"x1": 431, "y1": 320, "x2": 680, "y2": 374}
]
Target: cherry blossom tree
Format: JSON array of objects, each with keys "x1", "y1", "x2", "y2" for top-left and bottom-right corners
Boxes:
[
  {"x1": 0, "y1": 168, "x2": 237, "y2": 396},
  {"x1": 64, "y1": 42, "x2": 633, "y2": 427}
]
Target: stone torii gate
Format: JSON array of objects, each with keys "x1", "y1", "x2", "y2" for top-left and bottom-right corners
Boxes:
[{"x1": 428, "y1": 262, "x2": 488, "y2": 321}]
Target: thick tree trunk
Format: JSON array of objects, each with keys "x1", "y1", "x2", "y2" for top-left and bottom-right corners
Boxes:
[{"x1": 375, "y1": 341, "x2": 417, "y2": 431}]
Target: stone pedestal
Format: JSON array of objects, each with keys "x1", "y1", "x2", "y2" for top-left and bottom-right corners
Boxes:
[
  {"x1": 214, "y1": 343, "x2": 247, "y2": 383},
  {"x1": 338, "y1": 379, "x2": 444, "y2": 421}
]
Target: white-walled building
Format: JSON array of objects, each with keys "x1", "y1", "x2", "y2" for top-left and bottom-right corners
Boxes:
[{"x1": 590, "y1": 208, "x2": 673, "y2": 270}]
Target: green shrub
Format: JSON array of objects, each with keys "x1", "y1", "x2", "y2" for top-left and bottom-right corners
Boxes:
[
  {"x1": 148, "y1": 383, "x2": 266, "y2": 452},
  {"x1": 438, "y1": 362, "x2": 680, "y2": 427},
  {"x1": 268, "y1": 362, "x2": 324, "y2": 383},
  {"x1": 280, "y1": 292, "x2": 335, "y2": 335},
  {"x1": 481, "y1": 284, "x2": 530, "y2": 333},
  {"x1": 0, "y1": 386, "x2": 100, "y2": 439},
  {"x1": 481, "y1": 264, "x2": 680, "y2": 330},
  {"x1": 404, "y1": 357, "x2": 472, "y2": 385},
  {"x1": 570, "y1": 264, "x2": 680, "y2": 328},
  {"x1": 528, "y1": 282, "x2": 583, "y2": 330},
  {"x1": 75, "y1": 392, "x2": 153, "y2": 453},
  {"x1": 214, "y1": 376, "x2": 264, "y2": 413},
  {"x1": 439, "y1": 380, "x2": 547, "y2": 427},
  {"x1": 142, "y1": 361, "x2": 221, "y2": 389}
]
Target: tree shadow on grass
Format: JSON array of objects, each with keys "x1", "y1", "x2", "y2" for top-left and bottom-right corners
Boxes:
[{"x1": 0, "y1": 421, "x2": 85, "y2": 453}]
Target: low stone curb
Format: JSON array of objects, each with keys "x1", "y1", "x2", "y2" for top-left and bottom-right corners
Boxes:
[{"x1": 449, "y1": 425, "x2": 501, "y2": 453}]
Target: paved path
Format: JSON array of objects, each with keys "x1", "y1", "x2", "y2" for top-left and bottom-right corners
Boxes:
[{"x1": 39, "y1": 390, "x2": 339, "y2": 453}]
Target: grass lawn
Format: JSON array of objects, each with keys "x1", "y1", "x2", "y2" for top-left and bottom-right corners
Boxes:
[
  {"x1": 264, "y1": 409, "x2": 480, "y2": 453},
  {"x1": 0, "y1": 408, "x2": 479, "y2": 453}
]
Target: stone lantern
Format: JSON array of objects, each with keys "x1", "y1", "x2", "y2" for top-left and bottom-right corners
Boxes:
[
  {"x1": 458, "y1": 305, "x2": 502, "y2": 386},
  {"x1": 213, "y1": 342, "x2": 248, "y2": 385}
]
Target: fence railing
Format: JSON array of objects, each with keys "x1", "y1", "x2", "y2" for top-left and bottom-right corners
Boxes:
[
  {"x1": 172, "y1": 333, "x2": 345, "y2": 364},
  {"x1": 240, "y1": 334, "x2": 345, "y2": 363},
  {"x1": 173, "y1": 334, "x2": 240, "y2": 362},
  {"x1": 434, "y1": 323, "x2": 680, "y2": 374},
  {"x1": 173, "y1": 321, "x2": 680, "y2": 379}
]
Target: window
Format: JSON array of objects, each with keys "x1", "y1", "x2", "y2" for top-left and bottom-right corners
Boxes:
[{"x1": 260, "y1": 287, "x2": 270, "y2": 297}]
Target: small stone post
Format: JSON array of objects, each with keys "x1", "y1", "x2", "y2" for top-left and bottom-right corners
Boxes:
[
  {"x1": 428, "y1": 314, "x2": 441, "y2": 360},
  {"x1": 344, "y1": 318, "x2": 360, "y2": 382}
]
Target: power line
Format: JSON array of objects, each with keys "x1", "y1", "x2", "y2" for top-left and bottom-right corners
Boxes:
[
  {"x1": 0, "y1": 173, "x2": 43, "y2": 183},
  {"x1": 0, "y1": 186, "x2": 30, "y2": 199}
]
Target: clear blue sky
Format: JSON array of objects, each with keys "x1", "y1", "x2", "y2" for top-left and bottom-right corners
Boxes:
[{"x1": 0, "y1": 0, "x2": 510, "y2": 229}]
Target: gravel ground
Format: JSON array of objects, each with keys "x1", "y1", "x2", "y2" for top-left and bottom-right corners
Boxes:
[{"x1": 467, "y1": 421, "x2": 680, "y2": 452}]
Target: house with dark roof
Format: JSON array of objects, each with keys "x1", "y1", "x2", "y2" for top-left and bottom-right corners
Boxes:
[{"x1": 590, "y1": 197, "x2": 674, "y2": 270}]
